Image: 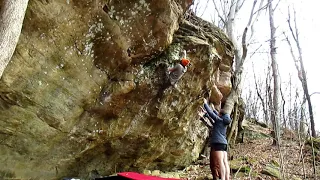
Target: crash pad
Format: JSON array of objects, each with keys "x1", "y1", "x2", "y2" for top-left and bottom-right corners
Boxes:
[{"x1": 117, "y1": 172, "x2": 180, "y2": 180}]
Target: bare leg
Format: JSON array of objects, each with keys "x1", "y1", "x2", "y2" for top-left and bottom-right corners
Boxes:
[
  {"x1": 223, "y1": 151, "x2": 230, "y2": 180},
  {"x1": 217, "y1": 151, "x2": 226, "y2": 180},
  {"x1": 210, "y1": 148, "x2": 218, "y2": 180},
  {"x1": 210, "y1": 148, "x2": 226, "y2": 180}
]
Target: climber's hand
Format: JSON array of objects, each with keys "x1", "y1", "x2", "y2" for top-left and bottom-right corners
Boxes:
[{"x1": 203, "y1": 98, "x2": 208, "y2": 104}]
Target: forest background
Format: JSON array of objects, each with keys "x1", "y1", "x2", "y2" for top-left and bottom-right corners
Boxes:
[{"x1": 193, "y1": 0, "x2": 320, "y2": 134}]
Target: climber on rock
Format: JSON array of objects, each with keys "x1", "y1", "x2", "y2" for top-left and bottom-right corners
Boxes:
[
  {"x1": 198, "y1": 98, "x2": 232, "y2": 180},
  {"x1": 167, "y1": 50, "x2": 190, "y2": 88}
]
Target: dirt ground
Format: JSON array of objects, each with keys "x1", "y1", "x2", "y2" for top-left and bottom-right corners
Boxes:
[{"x1": 176, "y1": 124, "x2": 319, "y2": 180}]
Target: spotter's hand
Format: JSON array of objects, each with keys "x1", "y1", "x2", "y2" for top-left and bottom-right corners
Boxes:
[
  {"x1": 197, "y1": 107, "x2": 206, "y2": 118},
  {"x1": 203, "y1": 98, "x2": 208, "y2": 104}
]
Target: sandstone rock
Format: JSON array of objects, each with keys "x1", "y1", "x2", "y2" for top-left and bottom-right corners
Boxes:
[
  {"x1": 0, "y1": 1, "x2": 233, "y2": 179},
  {"x1": 209, "y1": 84, "x2": 223, "y2": 106},
  {"x1": 142, "y1": 169, "x2": 152, "y2": 175},
  {"x1": 151, "y1": 170, "x2": 161, "y2": 176}
]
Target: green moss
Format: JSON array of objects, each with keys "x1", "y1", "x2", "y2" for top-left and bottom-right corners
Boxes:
[
  {"x1": 306, "y1": 137, "x2": 320, "y2": 150},
  {"x1": 143, "y1": 43, "x2": 183, "y2": 70},
  {"x1": 244, "y1": 129, "x2": 270, "y2": 140},
  {"x1": 229, "y1": 158, "x2": 251, "y2": 174},
  {"x1": 232, "y1": 168, "x2": 256, "y2": 179},
  {"x1": 261, "y1": 162, "x2": 281, "y2": 179},
  {"x1": 246, "y1": 157, "x2": 258, "y2": 166},
  {"x1": 0, "y1": 170, "x2": 15, "y2": 179},
  {"x1": 271, "y1": 160, "x2": 280, "y2": 167}
]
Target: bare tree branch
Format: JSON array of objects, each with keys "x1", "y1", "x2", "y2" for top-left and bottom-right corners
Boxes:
[
  {"x1": 273, "y1": 0, "x2": 281, "y2": 11},
  {"x1": 283, "y1": 32, "x2": 300, "y2": 77},
  {"x1": 249, "y1": 0, "x2": 266, "y2": 41},
  {"x1": 253, "y1": 63, "x2": 269, "y2": 124},
  {"x1": 310, "y1": 92, "x2": 320, "y2": 97},
  {"x1": 221, "y1": 0, "x2": 229, "y2": 22},
  {"x1": 198, "y1": 0, "x2": 210, "y2": 17},
  {"x1": 249, "y1": 44, "x2": 263, "y2": 58},
  {"x1": 192, "y1": 0, "x2": 201, "y2": 15},
  {"x1": 212, "y1": 0, "x2": 226, "y2": 25},
  {"x1": 287, "y1": 7, "x2": 298, "y2": 43},
  {"x1": 229, "y1": 0, "x2": 237, "y2": 16},
  {"x1": 253, "y1": 1, "x2": 268, "y2": 16},
  {"x1": 238, "y1": 0, "x2": 258, "y2": 70},
  {"x1": 235, "y1": 0, "x2": 246, "y2": 13}
]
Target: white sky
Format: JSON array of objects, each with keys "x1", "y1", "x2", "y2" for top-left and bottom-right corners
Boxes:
[{"x1": 193, "y1": 0, "x2": 320, "y2": 132}]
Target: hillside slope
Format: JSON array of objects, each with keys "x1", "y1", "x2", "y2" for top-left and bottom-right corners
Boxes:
[{"x1": 151, "y1": 119, "x2": 320, "y2": 180}]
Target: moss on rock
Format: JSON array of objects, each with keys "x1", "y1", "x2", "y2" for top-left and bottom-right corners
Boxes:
[
  {"x1": 229, "y1": 157, "x2": 251, "y2": 174},
  {"x1": 261, "y1": 161, "x2": 281, "y2": 179}
]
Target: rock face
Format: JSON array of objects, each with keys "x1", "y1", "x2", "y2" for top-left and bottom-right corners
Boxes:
[{"x1": 0, "y1": 0, "x2": 233, "y2": 179}]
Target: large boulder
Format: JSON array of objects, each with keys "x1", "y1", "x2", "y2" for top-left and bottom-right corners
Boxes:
[{"x1": 0, "y1": 1, "x2": 233, "y2": 179}]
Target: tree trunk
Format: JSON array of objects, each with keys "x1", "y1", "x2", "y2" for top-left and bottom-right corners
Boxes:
[
  {"x1": 298, "y1": 48, "x2": 316, "y2": 137},
  {"x1": 294, "y1": 107, "x2": 298, "y2": 133},
  {"x1": 236, "y1": 99, "x2": 245, "y2": 143},
  {"x1": 300, "y1": 106, "x2": 305, "y2": 138},
  {"x1": 286, "y1": 8, "x2": 316, "y2": 137},
  {"x1": 227, "y1": 102, "x2": 238, "y2": 143},
  {"x1": 295, "y1": 29, "x2": 316, "y2": 138},
  {"x1": 280, "y1": 87, "x2": 286, "y2": 129},
  {"x1": 212, "y1": 0, "x2": 263, "y2": 143},
  {"x1": 0, "y1": 0, "x2": 29, "y2": 78},
  {"x1": 265, "y1": 76, "x2": 271, "y2": 125},
  {"x1": 223, "y1": 89, "x2": 238, "y2": 115},
  {"x1": 268, "y1": 0, "x2": 280, "y2": 146},
  {"x1": 254, "y1": 68, "x2": 269, "y2": 124}
]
